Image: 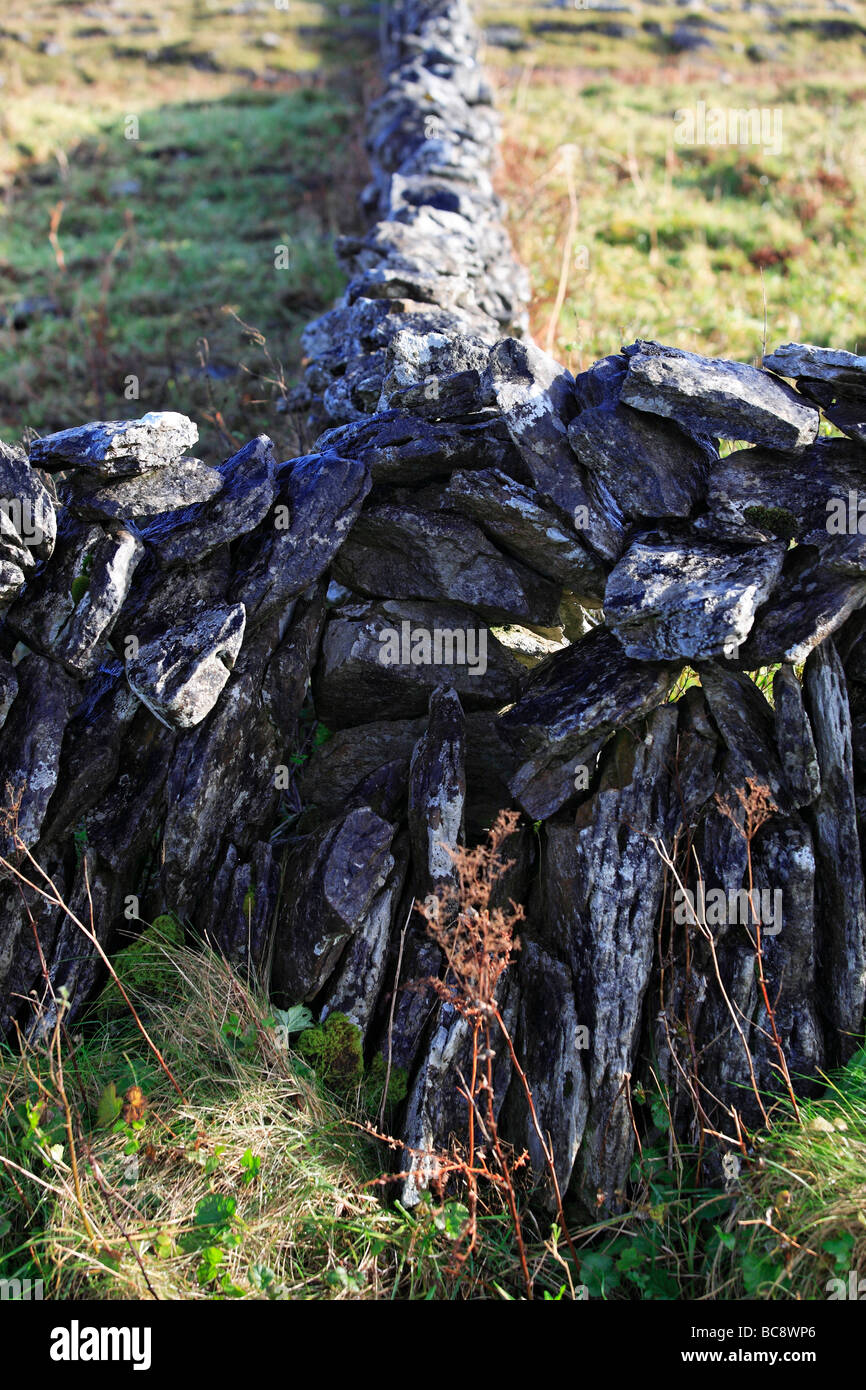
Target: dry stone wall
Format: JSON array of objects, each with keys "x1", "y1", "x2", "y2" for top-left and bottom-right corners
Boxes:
[{"x1": 2, "y1": 0, "x2": 866, "y2": 1212}]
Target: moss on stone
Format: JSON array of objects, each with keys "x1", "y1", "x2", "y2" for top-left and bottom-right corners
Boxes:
[
  {"x1": 94, "y1": 913, "x2": 184, "y2": 1018},
  {"x1": 743, "y1": 505, "x2": 798, "y2": 542},
  {"x1": 295, "y1": 1012, "x2": 364, "y2": 1093},
  {"x1": 363, "y1": 1051, "x2": 408, "y2": 1111}
]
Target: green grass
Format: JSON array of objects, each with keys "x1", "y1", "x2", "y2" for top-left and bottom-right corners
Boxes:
[
  {"x1": 711, "y1": 1049, "x2": 866, "y2": 1299},
  {"x1": 0, "y1": 0, "x2": 377, "y2": 458},
  {"x1": 2, "y1": 920, "x2": 863, "y2": 1300},
  {"x1": 0, "y1": 932, "x2": 540, "y2": 1301},
  {"x1": 482, "y1": 1, "x2": 866, "y2": 370}
]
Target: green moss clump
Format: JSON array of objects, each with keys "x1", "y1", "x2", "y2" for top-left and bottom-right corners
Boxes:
[
  {"x1": 363, "y1": 1052, "x2": 408, "y2": 1112},
  {"x1": 94, "y1": 913, "x2": 184, "y2": 1018},
  {"x1": 743, "y1": 505, "x2": 798, "y2": 542},
  {"x1": 296, "y1": 1012, "x2": 364, "y2": 1093}
]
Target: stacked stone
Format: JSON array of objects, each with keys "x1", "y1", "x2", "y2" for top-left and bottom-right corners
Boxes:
[
  {"x1": 2, "y1": 0, "x2": 866, "y2": 1216},
  {"x1": 293, "y1": 0, "x2": 530, "y2": 429}
]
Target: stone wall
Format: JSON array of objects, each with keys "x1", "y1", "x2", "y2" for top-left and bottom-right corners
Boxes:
[{"x1": 2, "y1": 0, "x2": 866, "y2": 1212}]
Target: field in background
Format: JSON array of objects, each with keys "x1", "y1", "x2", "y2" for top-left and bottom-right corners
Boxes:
[
  {"x1": 0, "y1": 0, "x2": 377, "y2": 458},
  {"x1": 481, "y1": 0, "x2": 866, "y2": 373}
]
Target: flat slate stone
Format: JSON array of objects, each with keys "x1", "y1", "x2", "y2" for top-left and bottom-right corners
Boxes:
[
  {"x1": 568, "y1": 402, "x2": 708, "y2": 521},
  {"x1": 145, "y1": 435, "x2": 275, "y2": 569},
  {"x1": 29, "y1": 411, "x2": 198, "y2": 476},
  {"x1": 68, "y1": 457, "x2": 223, "y2": 524},
  {"x1": 271, "y1": 807, "x2": 397, "y2": 1004},
  {"x1": 408, "y1": 685, "x2": 465, "y2": 898},
  {"x1": 620, "y1": 341, "x2": 819, "y2": 450},
  {"x1": 332, "y1": 497, "x2": 561, "y2": 625},
  {"x1": 53, "y1": 527, "x2": 145, "y2": 678},
  {"x1": 0, "y1": 441, "x2": 57, "y2": 562},
  {"x1": 0, "y1": 653, "x2": 78, "y2": 847},
  {"x1": 6, "y1": 517, "x2": 107, "y2": 655},
  {"x1": 230, "y1": 451, "x2": 371, "y2": 629},
  {"x1": 704, "y1": 437, "x2": 866, "y2": 541},
  {"x1": 445, "y1": 467, "x2": 607, "y2": 598},
  {"x1": 484, "y1": 337, "x2": 626, "y2": 561},
  {"x1": 763, "y1": 341, "x2": 866, "y2": 388},
  {"x1": 773, "y1": 664, "x2": 821, "y2": 809},
  {"x1": 314, "y1": 411, "x2": 522, "y2": 486},
  {"x1": 735, "y1": 542, "x2": 866, "y2": 668},
  {"x1": 126, "y1": 601, "x2": 246, "y2": 729},
  {"x1": 605, "y1": 537, "x2": 785, "y2": 661},
  {"x1": 497, "y1": 624, "x2": 674, "y2": 818},
  {"x1": 804, "y1": 640, "x2": 866, "y2": 1059},
  {"x1": 699, "y1": 663, "x2": 797, "y2": 815},
  {"x1": 314, "y1": 598, "x2": 522, "y2": 727},
  {"x1": 320, "y1": 835, "x2": 410, "y2": 1034}
]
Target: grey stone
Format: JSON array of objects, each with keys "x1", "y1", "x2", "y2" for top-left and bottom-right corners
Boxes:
[
  {"x1": 408, "y1": 686, "x2": 465, "y2": 899},
  {"x1": 126, "y1": 602, "x2": 246, "y2": 729},
  {"x1": 568, "y1": 402, "x2": 708, "y2": 521},
  {"x1": 763, "y1": 341, "x2": 866, "y2": 389},
  {"x1": 332, "y1": 497, "x2": 561, "y2": 625},
  {"x1": 271, "y1": 807, "x2": 397, "y2": 1004},
  {"x1": 497, "y1": 624, "x2": 674, "y2": 819},
  {"x1": 30, "y1": 411, "x2": 198, "y2": 476},
  {"x1": 605, "y1": 538, "x2": 785, "y2": 661},
  {"x1": 0, "y1": 441, "x2": 57, "y2": 562},
  {"x1": 621, "y1": 342, "x2": 820, "y2": 450},
  {"x1": 542, "y1": 708, "x2": 679, "y2": 1212},
  {"x1": 704, "y1": 437, "x2": 866, "y2": 542},
  {"x1": 773, "y1": 665, "x2": 821, "y2": 809},
  {"x1": 484, "y1": 337, "x2": 625, "y2": 561},
  {"x1": 700, "y1": 663, "x2": 797, "y2": 815},
  {"x1": 735, "y1": 542, "x2": 866, "y2": 668},
  {"x1": 504, "y1": 939, "x2": 589, "y2": 1206},
  {"x1": 314, "y1": 599, "x2": 522, "y2": 727},
  {"x1": 0, "y1": 654, "x2": 78, "y2": 849},
  {"x1": 321, "y1": 835, "x2": 410, "y2": 1034},
  {"x1": 52, "y1": 527, "x2": 144, "y2": 678},
  {"x1": 146, "y1": 435, "x2": 275, "y2": 569},
  {"x1": 804, "y1": 640, "x2": 866, "y2": 1060},
  {"x1": 444, "y1": 467, "x2": 606, "y2": 599},
  {"x1": 230, "y1": 452, "x2": 370, "y2": 629},
  {"x1": 68, "y1": 457, "x2": 223, "y2": 524}
]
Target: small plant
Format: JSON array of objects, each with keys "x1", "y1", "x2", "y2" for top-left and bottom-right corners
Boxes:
[{"x1": 366, "y1": 809, "x2": 582, "y2": 1299}]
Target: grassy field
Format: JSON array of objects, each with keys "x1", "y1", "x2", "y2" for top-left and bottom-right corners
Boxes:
[
  {"x1": 481, "y1": 0, "x2": 866, "y2": 372},
  {"x1": 0, "y1": 0, "x2": 377, "y2": 458}
]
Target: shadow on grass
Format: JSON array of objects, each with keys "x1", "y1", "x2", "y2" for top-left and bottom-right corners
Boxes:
[{"x1": 0, "y1": 41, "x2": 378, "y2": 459}]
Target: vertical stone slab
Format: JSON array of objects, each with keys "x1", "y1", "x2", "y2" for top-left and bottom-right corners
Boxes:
[{"x1": 804, "y1": 639, "x2": 866, "y2": 1059}]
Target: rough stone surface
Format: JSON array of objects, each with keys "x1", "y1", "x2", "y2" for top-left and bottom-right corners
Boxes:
[
  {"x1": 126, "y1": 602, "x2": 246, "y2": 730},
  {"x1": 333, "y1": 496, "x2": 561, "y2": 624},
  {"x1": 568, "y1": 402, "x2": 709, "y2": 522},
  {"x1": 804, "y1": 641, "x2": 866, "y2": 1060},
  {"x1": 30, "y1": 412, "x2": 198, "y2": 475},
  {"x1": 621, "y1": 342, "x2": 820, "y2": 450},
  {"x1": 605, "y1": 538, "x2": 785, "y2": 662},
  {"x1": 444, "y1": 467, "x2": 606, "y2": 598}
]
